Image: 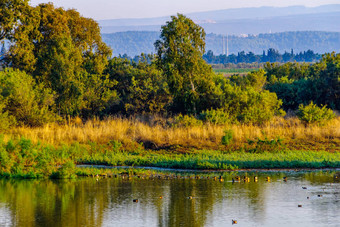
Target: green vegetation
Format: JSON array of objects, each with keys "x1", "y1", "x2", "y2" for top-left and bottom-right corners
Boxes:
[
  {"x1": 297, "y1": 102, "x2": 335, "y2": 125},
  {"x1": 265, "y1": 53, "x2": 340, "y2": 111},
  {"x1": 0, "y1": 136, "x2": 339, "y2": 178},
  {"x1": 221, "y1": 129, "x2": 233, "y2": 146}
]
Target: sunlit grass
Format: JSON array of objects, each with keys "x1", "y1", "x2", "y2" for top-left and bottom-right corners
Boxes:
[{"x1": 6, "y1": 116, "x2": 340, "y2": 152}]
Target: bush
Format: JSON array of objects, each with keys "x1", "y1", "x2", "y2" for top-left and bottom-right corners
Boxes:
[
  {"x1": 221, "y1": 129, "x2": 233, "y2": 145},
  {"x1": 171, "y1": 114, "x2": 203, "y2": 128},
  {"x1": 199, "y1": 108, "x2": 235, "y2": 125},
  {"x1": 297, "y1": 102, "x2": 335, "y2": 124},
  {"x1": 223, "y1": 84, "x2": 285, "y2": 124},
  {"x1": 0, "y1": 102, "x2": 16, "y2": 130},
  {"x1": 0, "y1": 68, "x2": 57, "y2": 127}
]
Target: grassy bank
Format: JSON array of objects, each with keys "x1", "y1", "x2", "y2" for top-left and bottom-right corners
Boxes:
[{"x1": 1, "y1": 116, "x2": 340, "y2": 178}]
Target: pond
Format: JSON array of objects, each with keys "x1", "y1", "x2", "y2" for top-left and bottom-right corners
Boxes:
[{"x1": 0, "y1": 170, "x2": 339, "y2": 226}]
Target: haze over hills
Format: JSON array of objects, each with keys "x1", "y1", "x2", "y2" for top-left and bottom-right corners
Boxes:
[
  {"x1": 102, "y1": 31, "x2": 340, "y2": 57},
  {"x1": 99, "y1": 5, "x2": 340, "y2": 34}
]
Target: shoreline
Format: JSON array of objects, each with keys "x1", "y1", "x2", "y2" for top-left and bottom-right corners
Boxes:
[{"x1": 77, "y1": 164, "x2": 340, "y2": 173}]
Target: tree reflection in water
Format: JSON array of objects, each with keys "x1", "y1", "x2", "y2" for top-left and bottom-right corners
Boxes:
[{"x1": 0, "y1": 171, "x2": 339, "y2": 227}]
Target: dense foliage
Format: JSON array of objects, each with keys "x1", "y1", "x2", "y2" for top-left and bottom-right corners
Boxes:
[
  {"x1": 265, "y1": 53, "x2": 340, "y2": 111},
  {"x1": 297, "y1": 102, "x2": 335, "y2": 125}
]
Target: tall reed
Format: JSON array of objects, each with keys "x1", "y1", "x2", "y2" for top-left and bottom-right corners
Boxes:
[{"x1": 6, "y1": 116, "x2": 340, "y2": 151}]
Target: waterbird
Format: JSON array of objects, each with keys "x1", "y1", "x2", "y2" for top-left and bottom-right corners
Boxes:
[
  {"x1": 232, "y1": 220, "x2": 237, "y2": 224},
  {"x1": 298, "y1": 205, "x2": 302, "y2": 207},
  {"x1": 318, "y1": 195, "x2": 323, "y2": 197},
  {"x1": 188, "y1": 196, "x2": 193, "y2": 199},
  {"x1": 266, "y1": 177, "x2": 270, "y2": 182},
  {"x1": 283, "y1": 177, "x2": 287, "y2": 181},
  {"x1": 254, "y1": 176, "x2": 258, "y2": 182},
  {"x1": 133, "y1": 199, "x2": 138, "y2": 203},
  {"x1": 307, "y1": 197, "x2": 310, "y2": 199},
  {"x1": 159, "y1": 196, "x2": 163, "y2": 199},
  {"x1": 302, "y1": 187, "x2": 307, "y2": 189}
]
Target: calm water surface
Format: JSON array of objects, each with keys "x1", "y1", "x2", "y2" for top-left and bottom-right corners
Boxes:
[{"x1": 0, "y1": 170, "x2": 339, "y2": 227}]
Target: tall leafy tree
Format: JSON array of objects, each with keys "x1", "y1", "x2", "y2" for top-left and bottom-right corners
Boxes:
[
  {"x1": 7, "y1": 3, "x2": 113, "y2": 117},
  {"x1": 0, "y1": 0, "x2": 29, "y2": 41},
  {"x1": 155, "y1": 14, "x2": 219, "y2": 114}
]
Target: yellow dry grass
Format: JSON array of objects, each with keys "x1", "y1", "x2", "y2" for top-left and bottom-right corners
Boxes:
[{"x1": 5, "y1": 116, "x2": 340, "y2": 151}]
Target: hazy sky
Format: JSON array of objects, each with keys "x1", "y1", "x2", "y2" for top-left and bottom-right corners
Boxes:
[{"x1": 29, "y1": 0, "x2": 340, "y2": 20}]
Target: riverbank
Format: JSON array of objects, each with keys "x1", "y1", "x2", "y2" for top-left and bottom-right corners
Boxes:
[
  {"x1": 0, "y1": 135, "x2": 339, "y2": 179},
  {"x1": 1, "y1": 117, "x2": 339, "y2": 178}
]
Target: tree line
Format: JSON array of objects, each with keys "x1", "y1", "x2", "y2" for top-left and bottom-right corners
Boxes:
[
  {"x1": 101, "y1": 31, "x2": 340, "y2": 57},
  {"x1": 0, "y1": 1, "x2": 339, "y2": 130},
  {"x1": 203, "y1": 49, "x2": 321, "y2": 64}
]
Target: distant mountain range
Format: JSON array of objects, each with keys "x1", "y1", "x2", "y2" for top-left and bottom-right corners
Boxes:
[
  {"x1": 102, "y1": 31, "x2": 340, "y2": 57},
  {"x1": 99, "y1": 5, "x2": 340, "y2": 34}
]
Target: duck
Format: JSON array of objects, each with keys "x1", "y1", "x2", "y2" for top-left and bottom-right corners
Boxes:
[
  {"x1": 254, "y1": 176, "x2": 258, "y2": 182},
  {"x1": 133, "y1": 199, "x2": 138, "y2": 203},
  {"x1": 232, "y1": 219, "x2": 237, "y2": 224}
]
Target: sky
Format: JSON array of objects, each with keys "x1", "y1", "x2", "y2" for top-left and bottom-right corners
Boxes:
[{"x1": 29, "y1": 0, "x2": 340, "y2": 20}]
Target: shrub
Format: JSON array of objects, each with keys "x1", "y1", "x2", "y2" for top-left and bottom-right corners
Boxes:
[
  {"x1": 297, "y1": 102, "x2": 335, "y2": 124},
  {"x1": 0, "y1": 68, "x2": 57, "y2": 127},
  {"x1": 0, "y1": 103, "x2": 16, "y2": 130},
  {"x1": 246, "y1": 137, "x2": 284, "y2": 153},
  {"x1": 199, "y1": 108, "x2": 235, "y2": 125},
  {"x1": 171, "y1": 114, "x2": 203, "y2": 128},
  {"x1": 221, "y1": 129, "x2": 233, "y2": 145}
]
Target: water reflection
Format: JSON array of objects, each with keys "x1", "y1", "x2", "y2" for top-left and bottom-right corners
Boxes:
[{"x1": 0, "y1": 171, "x2": 339, "y2": 227}]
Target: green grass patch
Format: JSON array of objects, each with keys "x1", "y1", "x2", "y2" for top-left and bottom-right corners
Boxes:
[{"x1": 0, "y1": 137, "x2": 339, "y2": 179}]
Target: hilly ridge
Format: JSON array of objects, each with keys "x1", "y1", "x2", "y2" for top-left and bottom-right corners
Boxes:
[
  {"x1": 102, "y1": 31, "x2": 340, "y2": 57},
  {"x1": 99, "y1": 5, "x2": 340, "y2": 34}
]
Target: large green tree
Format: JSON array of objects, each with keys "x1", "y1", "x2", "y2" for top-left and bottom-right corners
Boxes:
[
  {"x1": 6, "y1": 3, "x2": 113, "y2": 117},
  {"x1": 0, "y1": 0, "x2": 29, "y2": 42},
  {"x1": 155, "y1": 14, "x2": 219, "y2": 114}
]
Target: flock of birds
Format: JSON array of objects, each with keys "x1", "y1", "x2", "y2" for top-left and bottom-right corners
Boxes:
[{"x1": 94, "y1": 171, "x2": 340, "y2": 225}]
